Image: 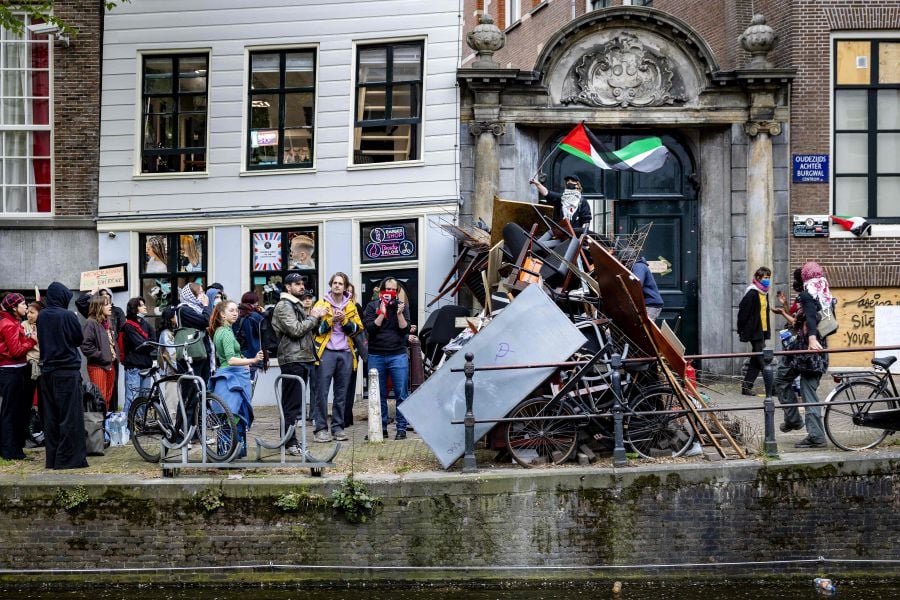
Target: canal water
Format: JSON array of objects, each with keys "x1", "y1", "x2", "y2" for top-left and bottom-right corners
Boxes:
[{"x1": 2, "y1": 583, "x2": 898, "y2": 599}]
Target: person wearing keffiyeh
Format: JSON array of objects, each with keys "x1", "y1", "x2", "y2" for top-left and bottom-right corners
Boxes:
[{"x1": 801, "y1": 261, "x2": 834, "y2": 317}]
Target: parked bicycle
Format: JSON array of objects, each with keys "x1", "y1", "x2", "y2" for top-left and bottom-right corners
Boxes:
[
  {"x1": 504, "y1": 343, "x2": 696, "y2": 467},
  {"x1": 128, "y1": 334, "x2": 239, "y2": 463},
  {"x1": 824, "y1": 355, "x2": 899, "y2": 451}
]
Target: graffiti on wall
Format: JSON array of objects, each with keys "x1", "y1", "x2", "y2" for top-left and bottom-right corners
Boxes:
[{"x1": 832, "y1": 288, "x2": 900, "y2": 367}]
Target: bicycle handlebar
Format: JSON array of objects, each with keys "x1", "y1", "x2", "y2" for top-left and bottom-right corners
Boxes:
[{"x1": 136, "y1": 331, "x2": 205, "y2": 351}]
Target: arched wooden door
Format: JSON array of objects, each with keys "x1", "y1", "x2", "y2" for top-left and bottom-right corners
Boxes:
[{"x1": 547, "y1": 132, "x2": 699, "y2": 354}]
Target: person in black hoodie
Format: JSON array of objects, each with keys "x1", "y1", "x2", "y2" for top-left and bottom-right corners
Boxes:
[
  {"x1": 37, "y1": 282, "x2": 88, "y2": 469},
  {"x1": 363, "y1": 277, "x2": 411, "y2": 440},
  {"x1": 121, "y1": 297, "x2": 156, "y2": 415}
]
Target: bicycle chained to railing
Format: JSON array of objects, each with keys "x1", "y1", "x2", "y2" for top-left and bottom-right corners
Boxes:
[{"x1": 128, "y1": 333, "x2": 239, "y2": 463}]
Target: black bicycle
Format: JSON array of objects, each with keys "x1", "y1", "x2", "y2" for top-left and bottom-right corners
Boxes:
[
  {"x1": 128, "y1": 334, "x2": 238, "y2": 463},
  {"x1": 824, "y1": 355, "x2": 899, "y2": 451},
  {"x1": 504, "y1": 345, "x2": 695, "y2": 467}
]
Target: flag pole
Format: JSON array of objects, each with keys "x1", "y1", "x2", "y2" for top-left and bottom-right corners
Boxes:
[{"x1": 530, "y1": 121, "x2": 584, "y2": 182}]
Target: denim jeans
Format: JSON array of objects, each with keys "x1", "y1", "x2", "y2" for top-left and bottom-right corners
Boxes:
[
  {"x1": 123, "y1": 368, "x2": 152, "y2": 416},
  {"x1": 369, "y1": 352, "x2": 409, "y2": 432}
]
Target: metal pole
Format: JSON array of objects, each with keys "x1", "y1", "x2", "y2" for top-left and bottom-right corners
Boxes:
[
  {"x1": 610, "y1": 353, "x2": 627, "y2": 467},
  {"x1": 367, "y1": 368, "x2": 383, "y2": 443},
  {"x1": 762, "y1": 348, "x2": 779, "y2": 457},
  {"x1": 462, "y1": 352, "x2": 477, "y2": 473}
]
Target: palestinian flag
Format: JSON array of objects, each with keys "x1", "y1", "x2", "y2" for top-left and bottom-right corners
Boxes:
[
  {"x1": 831, "y1": 215, "x2": 872, "y2": 237},
  {"x1": 558, "y1": 123, "x2": 669, "y2": 173}
]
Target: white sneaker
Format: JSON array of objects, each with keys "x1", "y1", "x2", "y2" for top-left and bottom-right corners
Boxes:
[{"x1": 286, "y1": 444, "x2": 301, "y2": 456}]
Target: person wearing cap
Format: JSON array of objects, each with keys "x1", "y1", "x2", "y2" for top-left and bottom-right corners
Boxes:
[
  {"x1": 272, "y1": 272, "x2": 325, "y2": 454},
  {"x1": 290, "y1": 234, "x2": 316, "y2": 270},
  {"x1": 0, "y1": 292, "x2": 37, "y2": 460},
  {"x1": 528, "y1": 173, "x2": 592, "y2": 230}
]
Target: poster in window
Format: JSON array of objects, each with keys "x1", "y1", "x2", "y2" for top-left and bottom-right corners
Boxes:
[
  {"x1": 361, "y1": 221, "x2": 417, "y2": 264},
  {"x1": 288, "y1": 230, "x2": 316, "y2": 270},
  {"x1": 253, "y1": 232, "x2": 282, "y2": 271},
  {"x1": 178, "y1": 234, "x2": 204, "y2": 272},
  {"x1": 144, "y1": 235, "x2": 168, "y2": 274}
]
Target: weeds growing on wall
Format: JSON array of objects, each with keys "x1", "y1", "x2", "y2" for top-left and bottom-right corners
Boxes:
[
  {"x1": 331, "y1": 473, "x2": 381, "y2": 523},
  {"x1": 55, "y1": 486, "x2": 89, "y2": 511}
]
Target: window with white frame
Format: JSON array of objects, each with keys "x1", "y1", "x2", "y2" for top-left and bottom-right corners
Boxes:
[
  {"x1": 247, "y1": 49, "x2": 316, "y2": 170},
  {"x1": 833, "y1": 39, "x2": 900, "y2": 220},
  {"x1": 506, "y1": 0, "x2": 521, "y2": 27},
  {"x1": 140, "y1": 53, "x2": 209, "y2": 174},
  {"x1": 353, "y1": 41, "x2": 423, "y2": 165},
  {"x1": 0, "y1": 17, "x2": 51, "y2": 214}
]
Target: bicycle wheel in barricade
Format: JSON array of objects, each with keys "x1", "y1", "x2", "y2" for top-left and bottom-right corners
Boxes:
[
  {"x1": 505, "y1": 396, "x2": 579, "y2": 468},
  {"x1": 624, "y1": 384, "x2": 695, "y2": 459}
]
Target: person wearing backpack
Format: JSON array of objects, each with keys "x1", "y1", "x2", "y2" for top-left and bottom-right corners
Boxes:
[
  {"x1": 272, "y1": 273, "x2": 325, "y2": 455},
  {"x1": 235, "y1": 292, "x2": 265, "y2": 379},
  {"x1": 175, "y1": 283, "x2": 213, "y2": 418}
]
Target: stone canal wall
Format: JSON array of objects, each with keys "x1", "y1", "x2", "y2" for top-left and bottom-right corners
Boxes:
[{"x1": 0, "y1": 454, "x2": 897, "y2": 583}]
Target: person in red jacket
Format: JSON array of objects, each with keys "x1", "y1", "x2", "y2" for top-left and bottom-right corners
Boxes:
[{"x1": 0, "y1": 292, "x2": 37, "y2": 459}]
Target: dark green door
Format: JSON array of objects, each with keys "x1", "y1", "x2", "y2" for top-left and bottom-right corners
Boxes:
[{"x1": 548, "y1": 132, "x2": 699, "y2": 354}]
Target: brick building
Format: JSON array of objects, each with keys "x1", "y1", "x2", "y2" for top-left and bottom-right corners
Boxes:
[
  {"x1": 0, "y1": 1, "x2": 103, "y2": 293},
  {"x1": 460, "y1": 0, "x2": 900, "y2": 368}
]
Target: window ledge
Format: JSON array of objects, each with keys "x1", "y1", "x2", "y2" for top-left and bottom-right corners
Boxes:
[
  {"x1": 133, "y1": 172, "x2": 209, "y2": 180},
  {"x1": 830, "y1": 224, "x2": 900, "y2": 238},
  {"x1": 504, "y1": 19, "x2": 522, "y2": 33},
  {"x1": 347, "y1": 159, "x2": 425, "y2": 171},
  {"x1": 529, "y1": 1, "x2": 549, "y2": 17},
  {"x1": 240, "y1": 167, "x2": 316, "y2": 177}
]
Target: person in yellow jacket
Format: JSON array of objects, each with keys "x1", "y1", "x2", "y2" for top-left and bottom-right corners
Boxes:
[{"x1": 311, "y1": 272, "x2": 363, "y2": 442}]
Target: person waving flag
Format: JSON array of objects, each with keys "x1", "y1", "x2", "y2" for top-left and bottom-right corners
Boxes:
[{"x1": 558, "y1": 123, "x2": 670, "y2": 173}]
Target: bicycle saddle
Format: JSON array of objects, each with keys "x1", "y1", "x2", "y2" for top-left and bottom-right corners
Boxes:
[
  {"x1": 139, "y1": 366, "x2": 159, "y2": 378},
  {"x1": 872, "y1": 355, "x2": 897, "y2": 370}
]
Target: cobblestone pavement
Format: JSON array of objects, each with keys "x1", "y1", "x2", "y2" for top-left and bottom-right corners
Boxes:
[{"x1": 1, "y1": 378, "x2": 896, "y2": 479}]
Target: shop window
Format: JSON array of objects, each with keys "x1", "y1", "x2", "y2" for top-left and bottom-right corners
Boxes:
[
  {"x1": 360, "y1": 220, "x2": 418, "y2": 265},
  {"x1": 834, "y1": 39, "x2": 900, "y2": 220},
  {"x1": 353, "y1": 41, "x2": 423, "y2": 165},
  {"x1": 0, "y1": 16, "x2": 51, "y2": 213},
  {"x1": 139, "y1": 232, "x2": 208, "y2": 317},
  {"x1": 250, "y1": 228, "x2": 319, "y2": 306},
  {"x1": 140, "y1": 53, "x2": 209, "y2": 174},
  {"x1": 247, "y1": 49, "x2": 316, "y2": 169}
]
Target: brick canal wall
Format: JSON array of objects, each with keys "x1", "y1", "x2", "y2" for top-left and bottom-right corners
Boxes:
[{"x1": 0, "y1": 455, "x2": 897, "y2": 584}]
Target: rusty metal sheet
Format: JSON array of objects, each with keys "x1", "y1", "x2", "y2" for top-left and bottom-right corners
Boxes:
[
  {"x1": 587, "y1": 240, "x2": 686, "y2": 377},
  {"x1": 490, "y1": 195, "x2": 552, "y2": 248},
  {"x1": 399, "y1": 284, "x2": 587, "y2": 469}
]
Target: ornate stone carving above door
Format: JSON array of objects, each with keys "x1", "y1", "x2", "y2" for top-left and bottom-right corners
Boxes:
[{"x1": 561, "y1": 33, "x2": 684, "y2": 108}]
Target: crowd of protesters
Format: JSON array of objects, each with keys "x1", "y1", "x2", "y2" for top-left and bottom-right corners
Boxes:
[{"x1": 0, "y1": 272, "x2": 413, "y2": 469}]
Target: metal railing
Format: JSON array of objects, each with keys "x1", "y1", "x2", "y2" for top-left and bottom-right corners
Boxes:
[{"x1": 450, "y1": 344, "x2": 900, "y2": 473}]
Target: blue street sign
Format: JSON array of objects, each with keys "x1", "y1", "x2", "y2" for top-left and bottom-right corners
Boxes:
[{"x1": 792, "y1": 154, "x2": 829, "y2": 183}]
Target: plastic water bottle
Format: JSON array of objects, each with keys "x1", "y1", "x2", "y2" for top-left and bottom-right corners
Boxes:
[
  {"x1": 119, "y1": 413, "x2": 130, "y2": 445},
  {"x1": 814, "y1": 578, "x2": 836, "y2": 595},
  {"x1": 105, "y1": 414, "x2": 119, "y2": 446}
]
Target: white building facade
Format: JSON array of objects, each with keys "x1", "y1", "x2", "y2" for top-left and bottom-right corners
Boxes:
[{"x1": 98, "y1": 0, "x2": 461, "y2": 402}]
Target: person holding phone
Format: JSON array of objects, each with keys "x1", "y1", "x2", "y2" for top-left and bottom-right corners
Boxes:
[{"x1": 363, "y1": 277, "x2": 412, "y2": 440}]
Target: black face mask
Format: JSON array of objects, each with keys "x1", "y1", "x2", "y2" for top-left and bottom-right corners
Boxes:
[{"x1": 565, "y1": 182, "x2": 578, "y2": 190}]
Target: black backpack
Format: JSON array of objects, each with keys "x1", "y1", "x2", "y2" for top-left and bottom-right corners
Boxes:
[
  {"x1": 233, "y1": 315, "x2": 248, "y2": 352},
  {"x1": 260, "y1": 305, "x2": 281, "y2": 357}
]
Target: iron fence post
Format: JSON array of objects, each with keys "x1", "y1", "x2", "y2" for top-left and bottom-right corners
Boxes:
[
  {"x1": 762, "y1": 348, "x2": 779, "y2": 457},
  {"x1": 462, "y1": 352, "x2": 477, "y2": 473},
  {"x1": 610, "y1": 353, "x2": 627, "y2": 466}
]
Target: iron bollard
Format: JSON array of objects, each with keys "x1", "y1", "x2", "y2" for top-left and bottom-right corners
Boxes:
[
  {"x1": 610, "y1": 353, "x2": 627, "y2": 467},
  {"x1": 762, "y1": 348, "x2": 779, "y2": 457},
  {"x1": 462, "y1": 352, "x2": 477, "y2": 473},
  {"x1": 367, "y1": 368, "x2": 383, "y2": 443}
]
